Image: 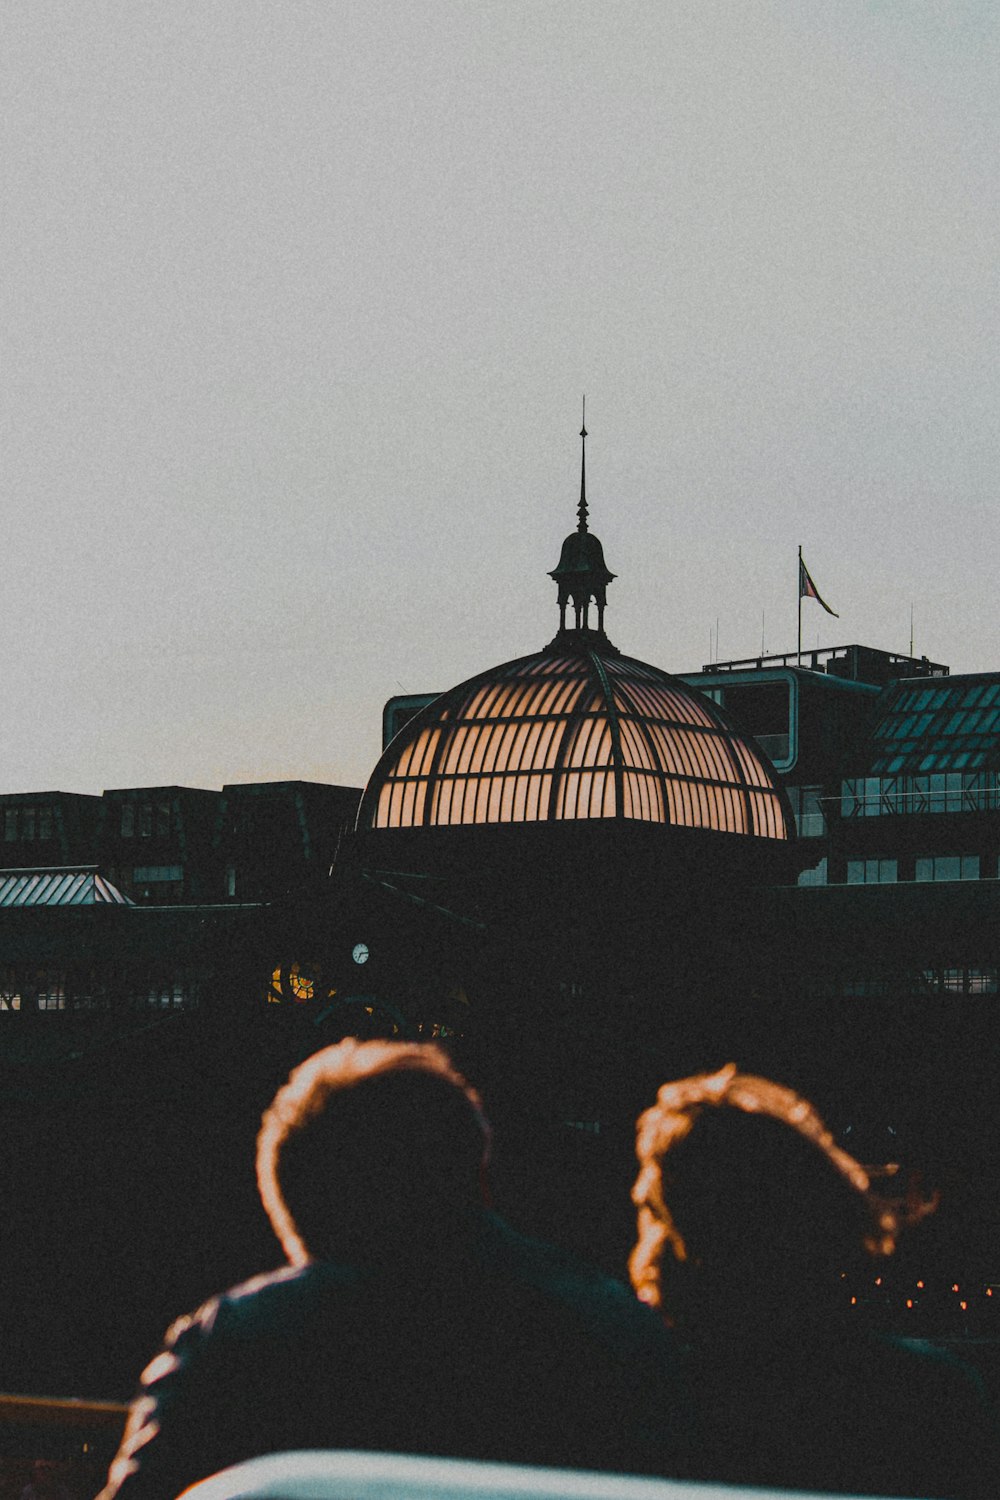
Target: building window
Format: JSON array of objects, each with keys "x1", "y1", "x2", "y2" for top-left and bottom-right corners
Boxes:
[
  {"x1": 4, "y1": 810, "x2": 17, "y2": 842},
  {"x1": 788, "y1": 786, "x2": 826, "y2": 838},
  {"x1": 915, "y1": 854, "x2": 980, "y2": 882},
  {"x1": 35, "y1": 972, "x2": 66, "y2": 1011},
  {"x1": 21, "y1": 808, "x2": 35, "y2": 841},
  {"x1": 841, "y1": 772, "x2": 999, "y2": 817},
  {"x1": 132, "y1": 977, "x2": 194, "y2": 1010},
  {"x1": 139, "y1": 803, "x2": 153, "y2": 838},
  {"x1": 846, "y1": 858, "x2": 898, "y2": 885},
  {"x1": 842, "y1": 975, "x2": 890, "y2": 998},
  {"x1": 38, "y1": 806, "x2": 54, "y2": 841},
  {"x1": 121, "y1": 804, "x2": 135, "y2": 837},
  {"x1": 921, "y1": 967, "x2": 998, "y2": 996},
  {"x1": 132, "y1": 865, "x2": 183, "y2": 884},
  {"x1": 797, "y1": 857, "x2": 828, "y2": 887}
]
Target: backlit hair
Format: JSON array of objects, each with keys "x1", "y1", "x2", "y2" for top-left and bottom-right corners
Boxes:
[
  {"x1": 257, "y1": 1038, "x2": 490, "y2": 1266},
  {"x1": 629, "y1": 1063, "x2": 934, "y2": 1311}
]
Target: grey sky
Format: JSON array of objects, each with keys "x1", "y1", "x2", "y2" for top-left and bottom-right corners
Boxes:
[{"x1": 4, "y1": 1, "x2": 998, "y2": 795}]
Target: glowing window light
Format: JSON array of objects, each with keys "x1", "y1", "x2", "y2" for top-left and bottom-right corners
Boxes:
[
  {"x1": 530, "y1": 719, "x2": 560, "y2": 771},
  {"x1": 479, "y1": 723, "x2": 509, "y2": 776},
  {"x1": 412, "y1": 727, "x2": 440, "y2": 776},
  {"x1": 916, "y1": 1280, "x2": 924, "y2": 1289},
  {"x1": 952, "y1": 1284, "x2": 960, "y2": 1293},
  {"x1": 566, "y1": 716, "x2": 613, "y2": 770},
  {"x1": 533, "y1": 674, "x2": 574, "y2": 716},
  {"x1": 492, "y1": 721, "x2": 529, "y2": 776},
  {"x1": 505, "y1": 721, "x2": 537, "y2": 775},
  {"x1": 548, "y1": 677, "x2": 585, "y2": 716},
  {"x1": 961, "y1": 1300, "x2": 968, "y2": 1311},
  {"x1": 906, "y1": 1299, "x2": 913, "y2": 1309},
  {"x1": 452, "y1": 725, "x2": 480, "y2": 776},
  {"x1": 395, "y1": 738, "x2": 418, "y2": 777},
  {"x1": 680, "y1": 728, "x2": 733, "y2": 783},
  {"x1": 366, "y1": 648, "x2": 790, "y2": 834},
  {"x1": 642, "y1": 722, "x2": 693, "y2": 779},
  {"x1": 732, "y1": 737, "x2": 775, "y2": 789},
  {"x1": 487, "y1": 778, "x2": 505, "y2": 822},
  {"x1": 618, "y1": 716, "x2": 657, "y2": 771},
  {"x1": 466, "y1": 681, "x2": 505, "y2": 720}
]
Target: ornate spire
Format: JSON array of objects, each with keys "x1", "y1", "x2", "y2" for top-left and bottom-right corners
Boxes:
[
  {"x1": 548, "y1": 405, "x2": 616, "y2": 642},
  {"x1": 578, "y1": 395, "x2": 588, "y2": 533}
]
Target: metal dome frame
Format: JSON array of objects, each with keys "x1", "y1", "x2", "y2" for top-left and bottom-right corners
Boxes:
[{"x1": 358, "y1": 643, "x2": 790, "y2": 841}]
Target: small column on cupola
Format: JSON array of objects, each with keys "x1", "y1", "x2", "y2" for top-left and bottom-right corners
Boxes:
[{"x1": 548, "y1": 401, "x2": 616, "y2": 640}]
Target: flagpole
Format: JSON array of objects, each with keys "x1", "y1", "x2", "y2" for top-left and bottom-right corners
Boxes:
[{"x1": 797, "y1": 545, "x2": 802, "y2": 667}]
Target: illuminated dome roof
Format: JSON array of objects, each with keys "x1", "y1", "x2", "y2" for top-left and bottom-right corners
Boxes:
[
  {"x1": 359, "y1": 642, "x2": 789, "y2": 839},
  {"x1": 359, "y1": 418, "x2": 790, "y2": 842}
]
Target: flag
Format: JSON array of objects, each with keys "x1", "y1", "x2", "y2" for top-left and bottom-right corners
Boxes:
[{"x1": 799, "y1": 554, "x2": 839, "y2": 617}]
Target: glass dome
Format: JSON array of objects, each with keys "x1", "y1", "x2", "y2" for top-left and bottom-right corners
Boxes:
[{"x1": 359, "y1": 644, "x2": 789, "y2": 839}]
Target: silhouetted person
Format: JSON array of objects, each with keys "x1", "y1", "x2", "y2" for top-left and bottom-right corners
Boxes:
[
  {"x1": 100, "y1": 1040, "x2": 691, "y2": 1500},
  {"x1": 630, "y1": 1064, "x2": 999, "y2": 1499}
]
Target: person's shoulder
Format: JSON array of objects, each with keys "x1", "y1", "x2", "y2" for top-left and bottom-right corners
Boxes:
[
  {"x1": 869, "y1": 1330, "x2": 994, "y2": 1403},
  {"x1": 163, "y1": 1261, "x2": 361, "y2": 1355},
  {"x1": 480, "y1": 1213, "x2": 675, "y2": 1351}
]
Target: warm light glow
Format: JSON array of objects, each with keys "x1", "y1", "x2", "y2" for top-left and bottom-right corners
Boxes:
[
  {"x1": 916, "y1": 1280, "x2": 924, "y2": 1288},
  {"x1": 365, "y1": 648, "x2": 790, "y2": 836},
  {"x1": 267, "y1": 963, "x2": 331, "y2": 1006}
]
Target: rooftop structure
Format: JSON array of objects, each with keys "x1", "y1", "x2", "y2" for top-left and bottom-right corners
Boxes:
[
  {"x1": 361, "y1": 424, "x2": 789, "y2": 841},
  {"x1": 0, "y1": 867, "x2": 132, "y2": 907}
]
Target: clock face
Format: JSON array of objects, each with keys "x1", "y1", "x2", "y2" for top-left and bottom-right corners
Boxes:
[{"x1": 352, "y1": 942, "x2": 370, "y2": 965}]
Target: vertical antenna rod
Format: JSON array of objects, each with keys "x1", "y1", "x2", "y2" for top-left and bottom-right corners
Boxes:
[{"x1": 577, "y1": 395, "x2": 588, "y2": 532}]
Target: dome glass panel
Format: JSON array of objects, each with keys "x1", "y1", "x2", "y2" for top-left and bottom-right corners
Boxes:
[{"x1": 361, "y1": 646, "x2": 789, "y2": 839}]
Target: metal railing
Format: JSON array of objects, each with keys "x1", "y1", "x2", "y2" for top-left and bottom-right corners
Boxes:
[{"x1": 836, "y1": 787, "x2": 1000, "y2": 818}]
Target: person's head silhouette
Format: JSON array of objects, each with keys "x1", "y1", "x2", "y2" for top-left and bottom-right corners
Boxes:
[
  {"x1": 630, "y1": 1064, "x2": 932, "y2": 1330},
  {"x1": 257, "y1": 1039, "x2": 491, "y2": 1268}
]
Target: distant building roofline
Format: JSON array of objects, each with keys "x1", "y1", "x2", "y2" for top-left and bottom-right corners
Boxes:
[{"x1": 704, "y1": 644, "x2": 949, "y2": 686}]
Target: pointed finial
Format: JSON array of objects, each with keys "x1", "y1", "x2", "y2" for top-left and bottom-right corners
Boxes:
[{"x1": 577, "y1": 395, "x2": 588, "y2": 533}]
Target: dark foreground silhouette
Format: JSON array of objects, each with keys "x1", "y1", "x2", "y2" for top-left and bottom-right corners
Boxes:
[{"x1": 99, "y1": 1041, "x2": 691, "y2": 1500}]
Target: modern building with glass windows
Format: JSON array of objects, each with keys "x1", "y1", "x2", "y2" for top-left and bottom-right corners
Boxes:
[{"x1": 679, "y1": 651, "x2": 1000, "y2": 1016}]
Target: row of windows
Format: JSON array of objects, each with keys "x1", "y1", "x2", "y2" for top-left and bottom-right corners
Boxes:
[
  {"x1": 374, "y1": 761, "x2": 787, "y2": 835},
  {"x1": 0, "y1": 974, "x2": 196, "y2": 1011},
  {"x1": 801, "y1": 854, "x2": 999, "y2": 887},
  {"x1": 3, "y1": 806, "x2": 55, "y2": 841},
  {"x1": 876, "y1": 706, "x2": 1000, "y2": 743},
  {"x1": 921, "y1": 967, "x2": 999, "y2": 995},
  {"x1": 892, "y1": 681, "x2": 1000, "y2": 715},
  {"x1": 876, "y1": 747, "x2": 995, "y2": 775},
  {"x1": 847, "y1": 856, "x2": 980, "y2": 883},
  {"x1": 370, "y1": 647, "x2": 788, "y2": 834},
  {"x1": 842, "y1": 773, "x2": 1000, "y2": 817},
  {"x1": 802, "y1": 967, "x2": 998, "y2": 999},
  {"x1": 120, "y1": 802, "x2": 174, "y2": 838}
]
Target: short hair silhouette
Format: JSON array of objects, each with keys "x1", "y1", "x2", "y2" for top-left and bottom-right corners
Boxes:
[
  {"x1": 630, "y1": 1063, "x2": 933, "y2": 1315},
  {"x1": 257, "y1": 1039, "x2": 491, "y2": 1266}
]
